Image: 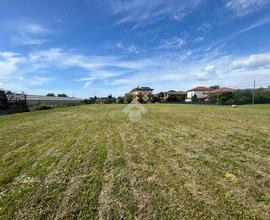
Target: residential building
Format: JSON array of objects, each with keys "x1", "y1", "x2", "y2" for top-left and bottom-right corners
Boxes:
[
  {"x1": 208, "y1": 87, "x2": 236, "y2": 104},
  {"x1": 186, "y1": 86, "x2": 213, "y2": 102},
  {"x1": 210, "y1": 87, "x2": 236, "y2": 95},
  {"x1": 163, "y1": 90, "x2": 186, "y2": 101},
  {"x1": 131, "y1": 87, "x2": 154, "y2": 103}
]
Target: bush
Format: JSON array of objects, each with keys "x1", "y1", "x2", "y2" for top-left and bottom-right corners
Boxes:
[
  {"x1": 124, "y1": 93, "x2": 133, "y2": 103},
  {"x1": 191, "y1": 95, "x2": 198, "y2": 103},
  {"x1": 32, "y1": 104, "x2": 52, "y2": 111}
]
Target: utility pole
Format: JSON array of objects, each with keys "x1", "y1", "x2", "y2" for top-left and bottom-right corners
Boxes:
[{"x1": 252, "y1": 80, "x2": 256, "y2": 104}]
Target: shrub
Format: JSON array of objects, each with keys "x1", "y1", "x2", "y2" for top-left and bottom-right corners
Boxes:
[
  {"x1": 191, "y1": 95, "x2": 198, "y2": 103},
  {"x1": 32, "y1": 104, "x2": 52, "y2": 111}
]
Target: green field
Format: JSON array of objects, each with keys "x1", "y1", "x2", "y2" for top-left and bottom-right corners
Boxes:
[{"x1": 0, "y1": 104, "x2": 269, "y2": 219}]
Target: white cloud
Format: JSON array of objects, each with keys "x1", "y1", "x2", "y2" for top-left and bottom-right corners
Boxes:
[
  {"x1": 197, "y1": 22, "x2": 212, "y2": 32},
  {"x1": 232, "y1": 52, "x2": 270, "y2": 70},
  {"x1": 194, "y1": 36, "x2": 205, "y2": 42},
  {"x1": 203, "y1": 65, "x2": 216, "y2": 73},
  {"x1": 235, "y1": 15, "x2": 270, "y2": 35},
  {"x1": 0, "y1": 82, "x2": 6, "y2": 88},
  {"x1": 159, "y1": 36, "x2": 186, "y2": 49},
  {"x1": 83, "y1": 82, "x2": 92, "y2": 89},
  {"x1": 25, "y1": 23, "x2": 52, "y2": 35},
  {"x1": 109, "y1": 0, "x2": 203, "y2": 28},
  {"x1": 1, "y1": 48, "x2": 270, "y2": 96},
  {"x1": 11, "y1": 22, "x2": 53, "y2": 46},
  {"x1": 11, "y1": 33, "x2": 50, "y2": 46},
  {"x1": 226, "y1": 0, "x2": 270, "y2": 16},
  {"x1": 0, "y1": 52, "x2": 25, "y2": 76},
  {"x1": 30, "y1": 76, "x2": 54, "y2": 86},
  {"x1": 116, "y1": 42, "x2": 140, "y2": 54}
]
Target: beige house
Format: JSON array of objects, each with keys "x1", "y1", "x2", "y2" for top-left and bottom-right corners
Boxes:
[{"x1": 131, "y1": 87, "x2": 154, "y2": 103}]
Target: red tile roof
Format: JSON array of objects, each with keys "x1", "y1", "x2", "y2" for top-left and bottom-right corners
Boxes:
[
  {"x1": 187, "y1": 86, "x2": 213, "y2": 92},
  {"x1": 210, "y1": 87, "x2": 235, "y2": 94}
]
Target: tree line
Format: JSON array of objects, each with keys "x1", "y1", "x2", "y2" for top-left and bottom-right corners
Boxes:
[
  {"x1": 208, "y1": 88, "x2": 270, "y2": 105},
  {"x1": 83, "y1": 87, "x2": 270, "y2": 105}
]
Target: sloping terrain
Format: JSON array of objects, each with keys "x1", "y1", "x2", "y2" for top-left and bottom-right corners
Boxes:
[{"x1": 0, "y1": 104, "x2": 269, "y2": 219}]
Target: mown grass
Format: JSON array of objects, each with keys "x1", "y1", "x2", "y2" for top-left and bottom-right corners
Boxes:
[{"x1": 0, "y1": 104, "x2": 269, "y2": 219}]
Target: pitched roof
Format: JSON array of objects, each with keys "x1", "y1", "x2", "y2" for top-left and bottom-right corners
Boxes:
[
  {"x1": 165, "y1": 91, "x2": 186, "y2": 95},
  {"x1": 210, "y1": 87, "x2": 235, "y2": 94},
  {"x1": 131, "y1": 87, "x2": 154, "y2": 92},
  {"x1": 187, "y1": 86, "x2": 213, "y2": 92}
]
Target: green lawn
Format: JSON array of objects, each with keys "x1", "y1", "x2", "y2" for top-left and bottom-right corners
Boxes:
[{"x1": 0, "y1": 104, "x2": 269, "y2": 219}]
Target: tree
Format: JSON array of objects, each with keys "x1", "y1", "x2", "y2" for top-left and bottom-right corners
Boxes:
[
  {"x1": 57, "y1": 93, "x2": 68, "y2": 97},
  {"x1": 117, "y1": 96, "x2": 124, "y2": 104},
  {"x1": 124, "y1": 93, "x2": 133, "y2": 103},
  {"x1": 210, "y1": 85, "x2": 220, "y2": 90},
  {"x1": 105, "y1": 94, "x2": 116, "y2": 104},
  {"x1": 233, "y1": 89, "x2": 252, "y2": 104},
  {"x1": 158, "y1": 92, "x2": 164, "y2": 98},
  {"x1": 191, "y1": 95, "x2": 198, "y2": 103},
  {"x1": 152, "y1": 96, "x2": 161, "y2": 103},
  {"x1": 138, "y1": 93, "x2": 144, "y2": 103},
  {"x1": 46, "y1": 93, "x2": 55, "y2": 97},
  {"x1": 0, "y1": 90, "x2": 9, "y2": 110},
  {"x1": 83, "y1": 97, "x2": 96, "y2": 104}
]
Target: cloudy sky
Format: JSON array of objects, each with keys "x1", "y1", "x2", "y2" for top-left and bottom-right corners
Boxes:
[{"x1": 0, "y1": 0, "x2": 270, "y2": 97}]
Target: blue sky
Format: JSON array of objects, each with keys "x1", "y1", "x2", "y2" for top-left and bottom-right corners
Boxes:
[{"x1": 0, "y1": 0, "x2": 270, "y2": 97}]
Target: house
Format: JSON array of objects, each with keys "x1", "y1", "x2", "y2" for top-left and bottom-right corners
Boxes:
[
  {"x1": 208, "y1": 87, "x2": 236, "y2": 104},
  {"x1": 163, "y1": 90, "x2": 186, "y2": 101},
  {"x1": 131, "y1": 87, "x2": 154, "y2": 103},
  {"x1": 210, "y1": 87, "x2": 235, "y2": 95},
  {"x1": 186, "y1": 86, "x2": 213, "y2": 102}
]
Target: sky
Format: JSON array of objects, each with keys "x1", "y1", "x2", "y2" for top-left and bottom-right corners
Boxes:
[{"x1": 0, "y1": 0, "x2": 270, "y2": 98}]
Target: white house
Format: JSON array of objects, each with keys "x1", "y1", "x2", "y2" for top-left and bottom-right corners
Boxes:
[{"x1": 185, "y1": 86, "x2": 213, "y2": 102}]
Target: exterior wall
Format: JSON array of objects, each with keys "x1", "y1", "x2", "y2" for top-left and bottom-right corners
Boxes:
[
  {"x1": 186, "y1": 90, "x2": 209, "y2": 102},
  {"x1": 187, "y1": 91, "x2": 194, "y2": 99},
  {"x1": 194, "y1": 91, "x2": 204, "y2": 99},
  {"x1": 164, "y1": 92, "x2": 186, "y2": 101},
  {"x1": 187, "y1": 91, "x2": 205, "y2": 99},
  {"x1": 131, "y1": 90, "x2": 153, "y2": 103}
]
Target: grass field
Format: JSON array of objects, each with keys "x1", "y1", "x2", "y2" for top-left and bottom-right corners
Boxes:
[{"x1": 0, "y1": 104, "x2": 269, "y2": 219}]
